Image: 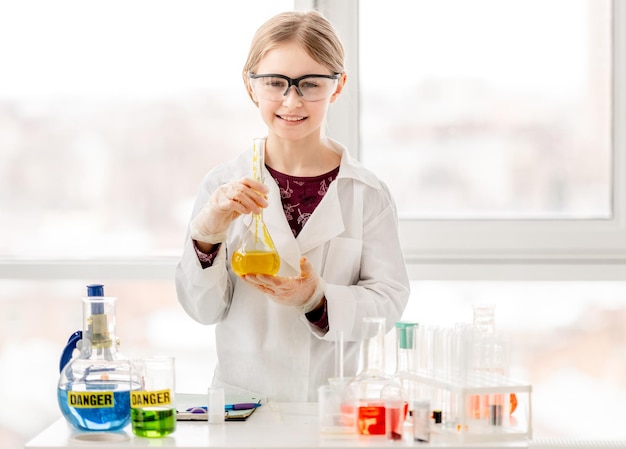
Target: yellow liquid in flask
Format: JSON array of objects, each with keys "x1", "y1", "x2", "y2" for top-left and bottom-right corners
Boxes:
[
  {"x1": 231, "y1": 138, "x2": 280, "y2": 276},
  {"x1": 231, "y1": 250, "x2": 280, "y2": 276}
]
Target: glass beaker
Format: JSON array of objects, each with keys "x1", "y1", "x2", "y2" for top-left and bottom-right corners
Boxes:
[
  {"x1": 131, "y1": 357, "x2": 176, "y2": 438},
  {"x1": 57, "y1": 287, "x2": 142, "y2": 431},
  {"x1": 231, "y1": 138, "x2": 280, "y2": 276}
]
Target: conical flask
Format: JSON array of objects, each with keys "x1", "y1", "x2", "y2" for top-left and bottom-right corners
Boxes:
[
  {"x1": 57, "y1": 285, "x2": 142, "y2": 431},
  {"x1": 231, "y1": 138, "x2": 280, "y2": 276},
  {"x1": 350, "y1": 317, "x2": 390, "y2": 436},
  {"x1": 381, "y1": 321, "x2": 417, "y2": 440}
]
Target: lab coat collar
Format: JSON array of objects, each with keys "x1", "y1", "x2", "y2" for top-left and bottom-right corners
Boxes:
[
  {"x1": 261, "y1": 187, "x2": 336, "y2": 275},
  {"x1": 296, "y1": 180, "x2": 343, "y2": 255},
  {"x1": 326, "y1": 138, "x2": 381, "y2": 190}
]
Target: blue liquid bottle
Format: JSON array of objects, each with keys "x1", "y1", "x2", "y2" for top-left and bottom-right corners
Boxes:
[{"x1": 57, "y1": 285, "x2": 141, "y2": 431}]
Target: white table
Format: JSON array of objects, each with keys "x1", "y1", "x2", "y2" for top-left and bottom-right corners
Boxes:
[{"x1": 26, "y1": 403, "x2": 529, "y2": 449}]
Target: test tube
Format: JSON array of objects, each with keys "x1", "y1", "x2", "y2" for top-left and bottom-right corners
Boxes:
[
  {"x1": 334, "y1": 330, "x2": 344, "y2": 379},
  {"x1": 415, "y1": 325, "x2": 434, "y2": 375},
  {"x1": 453, "y1": 323, "x2": 473, "y2": 380}
]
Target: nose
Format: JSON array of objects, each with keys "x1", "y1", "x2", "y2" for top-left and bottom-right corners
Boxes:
[{"x1": 282, "y1": 85, "x2": 303, "y2": 107}]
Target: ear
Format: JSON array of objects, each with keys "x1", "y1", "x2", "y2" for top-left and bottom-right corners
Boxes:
[{"x1": 329, "y1": 73, "x2": 347, "y2": 104}]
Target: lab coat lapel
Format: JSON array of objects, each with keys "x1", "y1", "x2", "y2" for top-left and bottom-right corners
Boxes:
[
  {"x1": 262, "y1": 178, "x2": 302, "y2": 275},
  {"x1": 297, "y1": 182, "x2": 344, "y2": 255}
]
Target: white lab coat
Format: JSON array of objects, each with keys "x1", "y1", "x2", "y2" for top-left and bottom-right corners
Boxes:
[{"x1": 175, "y1": 138, "x2": 410, "y2": 401}]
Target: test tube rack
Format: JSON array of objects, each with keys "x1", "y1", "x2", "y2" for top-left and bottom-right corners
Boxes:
[{"x1": 403, "y1": 370, "x2": 532, "y2": 443}]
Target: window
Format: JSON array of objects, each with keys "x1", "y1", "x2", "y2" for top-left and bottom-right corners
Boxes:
[
  {"x1": 362, "y1": 0, "x2": 612, "y2": 220},
  {"x1": 326, "y1": 0, "x2": 626, "y2": 279},
  {"x1": 0, "y1": 0, "x2": 292, "y2": 261}
]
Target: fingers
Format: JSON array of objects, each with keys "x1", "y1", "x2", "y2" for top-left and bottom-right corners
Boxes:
[
  {"x1": 299, "y1": 256, "x2": 314, "y2": 278},
  {"x1": 216, "y1": 178, "x2": 268, "y2": 215},
  {"x1": 241, "y1": 271, "x2": 318, "y2": 309},
  {"x1": 241, "y1": 275, "x2": 280, "y2": 296},
  {"x1": 244, "y1": 273, "x2": 287, "y2": 290}
]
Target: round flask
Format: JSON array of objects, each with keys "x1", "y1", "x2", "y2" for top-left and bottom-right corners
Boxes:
[{"x1": 57, "y1": 285, "x2": 141, "y2": 431}]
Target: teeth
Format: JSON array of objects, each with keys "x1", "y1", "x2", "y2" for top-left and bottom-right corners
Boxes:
[{"x1": 280, "y1": 116, "x2": 304, "y2": 121}]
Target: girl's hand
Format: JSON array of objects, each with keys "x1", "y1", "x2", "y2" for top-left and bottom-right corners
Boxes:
[
  {"x1": 242, "y1": 257, "x2": 326, "y2": 313},
  {"x1": 190, "y1": 177, "x2": 268, "y2": 244}
]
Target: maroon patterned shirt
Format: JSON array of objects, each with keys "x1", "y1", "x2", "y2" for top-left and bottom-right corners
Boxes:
[{"x1": 266, "y1": 165, "x2": 340, "y2": 238}]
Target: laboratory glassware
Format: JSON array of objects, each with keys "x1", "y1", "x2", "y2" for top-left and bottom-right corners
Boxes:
[
  {"x1": 382, "y1": 321, "x2": 417, "y2": 440},
  {"x1": 57, "y1": 285, "x2": 141, "y2": 431},
  {"x1": 318, "y1": 384, "x2": 354, "y2": 437},
  {"x1": 350, "y1": 317, "x2": 389, "y2": 436},
  {"x1": 131, "y1": 356, "x2": 176, "y2": 437},
  {"x1": 412, "y1": 399, "x2": 431, "y2": 443},
  {"x1": 231, "y1": 138, "x2": 280, "y2": 276},
  {"x1": 207, "y1": 387, "x2": 225, "y2": 424},
  {"x1": 471, "y1": 304, "x2": 517, "y2": 419}
]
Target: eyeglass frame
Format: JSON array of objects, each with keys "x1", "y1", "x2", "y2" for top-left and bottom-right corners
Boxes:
[{"x1": 248, "y1": 72, "x2": 341, "y2": 101}]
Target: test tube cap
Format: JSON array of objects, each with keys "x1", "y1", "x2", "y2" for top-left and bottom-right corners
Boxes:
[
  {"x1": 395, "y1": 321, "x2": 418, "y2": 349},
  {"x1": 87, "y1": 284, "x2": 104, "y2": 297}
]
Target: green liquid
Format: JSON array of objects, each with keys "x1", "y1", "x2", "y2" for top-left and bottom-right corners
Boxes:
[{"x1": 131, "y1": 408, "x2": 176, "y2": 438}]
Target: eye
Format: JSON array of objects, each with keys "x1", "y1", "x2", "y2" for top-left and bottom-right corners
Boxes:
[
  {"x1": 300, "y1": 80, "x2": 321, "y2": 89},
  {"x1": 265, "y1": 78, "x2": 288, "y2": 89}
]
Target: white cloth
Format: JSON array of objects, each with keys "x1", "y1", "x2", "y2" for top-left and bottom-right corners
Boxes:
[{"x1": 175, "y1": 138, "x2": 410, "y2": 402}]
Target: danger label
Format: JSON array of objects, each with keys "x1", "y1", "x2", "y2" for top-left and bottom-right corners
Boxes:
[
  {"x1": 131, "y1": 389, "x2": 172, "y2": 408},
  {"x1": 68, "y1": 391, "x2": 114, "y2": 408}
]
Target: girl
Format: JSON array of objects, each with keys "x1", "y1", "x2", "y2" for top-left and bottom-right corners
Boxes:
[{"x1": 176, "y1": 10, "x2": 409, "y2": 401}]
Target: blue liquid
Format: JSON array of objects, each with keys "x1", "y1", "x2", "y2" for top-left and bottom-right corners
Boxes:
[{"x1": 58, "y1": 387, "x2": 132, "y2": 431}]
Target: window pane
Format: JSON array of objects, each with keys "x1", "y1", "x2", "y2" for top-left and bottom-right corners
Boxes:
[
  {"x1": 0, "y1": 0, "x2": 292, "y2": 258},
  {"x1": 360, "y1": 0, "x2": 612, "y2": 219}
]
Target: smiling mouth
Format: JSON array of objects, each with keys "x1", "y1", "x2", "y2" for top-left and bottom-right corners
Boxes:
[{"x1": 277, "y1": 114, "x2": 307, "y2": 122}]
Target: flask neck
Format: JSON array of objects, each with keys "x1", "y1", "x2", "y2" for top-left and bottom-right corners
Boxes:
[
  {"x1": 253, "y1": 138, "x2": 265, "y2": 183},
  {"x1": 358, "y1": 318, "x2": 386, "y2": 375},
  {"x1": 82, "y1": 297, "x2": 118, "y2": 352}
]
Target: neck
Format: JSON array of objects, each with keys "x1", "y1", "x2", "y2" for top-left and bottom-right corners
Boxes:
[{"x1": 264, "y1": 134, "x2": 340, "y2": 177}]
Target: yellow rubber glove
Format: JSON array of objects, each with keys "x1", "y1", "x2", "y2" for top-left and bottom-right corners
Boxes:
[{"x1": 242, "y1": 256, "x2": 326, "y2": 313}]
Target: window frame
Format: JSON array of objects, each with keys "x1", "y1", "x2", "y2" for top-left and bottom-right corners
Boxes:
[{"x1": 1, "y1": 0, "x2": 625, "y2": 282}]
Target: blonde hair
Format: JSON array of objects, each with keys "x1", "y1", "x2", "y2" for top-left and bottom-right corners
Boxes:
[{"x1": 243, "y1": 10, "x2": 345, "y2": 103}]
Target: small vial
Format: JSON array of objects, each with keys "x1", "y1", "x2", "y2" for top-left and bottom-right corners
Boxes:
[
  {"x1": 490, "y1": 404, "x2": 503, "y2": 426},
  {"x1": 207, "y1": 387, "x2": 225, "y2": 424},
  {"x1": 413, "y1": 400, "x2": 430, "y2": 443}
]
